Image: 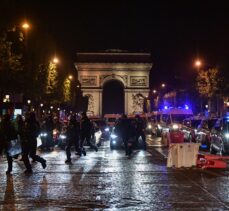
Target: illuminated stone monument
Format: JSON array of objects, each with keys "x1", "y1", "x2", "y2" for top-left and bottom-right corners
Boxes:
[{"x1": 75, "y1": 51, "x2": 152, "y2": 115}]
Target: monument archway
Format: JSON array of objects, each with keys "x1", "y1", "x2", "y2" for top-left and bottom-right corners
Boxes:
[
  {"x1": 75, "y1": 51, "x2": 152, "y2": 116},
  {"x1": 102, "y1": 80, "x2": 124, "y2": 115}
]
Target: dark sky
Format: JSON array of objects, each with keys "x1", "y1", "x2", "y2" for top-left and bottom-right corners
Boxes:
[{"x1": 1, "y1": 0, "x2": 229, "y2": 88}]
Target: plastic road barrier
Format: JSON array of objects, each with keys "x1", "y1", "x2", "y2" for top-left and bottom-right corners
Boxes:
[{"x1": 167, "y1": 143, "x2": 200, "y2": 168}]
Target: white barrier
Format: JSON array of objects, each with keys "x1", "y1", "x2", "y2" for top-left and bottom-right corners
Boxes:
[{"x1": 167, "y1": 143, "x2": 200, "y2": 168}]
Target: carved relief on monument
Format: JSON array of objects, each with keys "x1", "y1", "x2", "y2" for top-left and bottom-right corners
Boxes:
[
  {"x1": 132, "y1": 93, "x2": 145, "y2": 113},
  {"x1": 100, "y1": 74, "x2": 127, "y2": 87},
  {"x1": 130, "y1": 76, "x2": 147, "y2": 87},
  {"x1": 80, "y1": 76, "x2": 97, "y2": 86},
  {"x1": 85, "y1": 94, "x2": 95, "y2": 113}
]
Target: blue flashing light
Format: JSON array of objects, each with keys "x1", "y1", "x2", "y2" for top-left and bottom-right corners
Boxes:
[
  {"x1": 185, "y1": 105, "x2": 189, "y2": 110},
  {"x1": 164, "y1": 106, "x2": 168, "y2": 110},
  {"x1": 200, "y1": 144, "x2": 208, "y2": 149}
]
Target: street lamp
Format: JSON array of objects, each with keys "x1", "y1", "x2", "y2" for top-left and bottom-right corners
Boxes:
[
  {"x1": 53, "y1": 57, "x2": 59, "y2": 64},
  {"x1": 22, "y1": 22, "x2": 30, "y2": 30},
  {"x1": 161, "y1": 83, "x2": 166, "y2": 88},
  {"x1": 195, "y1": 59, "x2": 202, "y2": 71},
  {"x1": 68, "y1": 75, "x2": 73, "y2": 80}
]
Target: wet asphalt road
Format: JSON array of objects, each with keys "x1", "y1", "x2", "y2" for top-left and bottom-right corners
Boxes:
[{"x1": 0, "y1": 137, "x2": 229, "y2": 210}]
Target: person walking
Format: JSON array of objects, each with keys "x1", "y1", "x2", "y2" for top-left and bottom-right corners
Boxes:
[
  {"x1": 135, "y1": 115, "x2": 147, "y2": 150},
  {"x1": 116, "y1": 114, "x2": 133, "y2": 156},
  {"x1": 65, "y1": 114, "x2": 80, "y2": 163},
  {"x1": 0, "y1": 114, "x2": 17, "y2": 174},
  {"x1": 16, "y1": 115, "x2": 33, "y2": 174},
  {"x1": 25, "y1": 112, "x2": 46, "y2": 169},
  {"x1": 79, "y1": 112, "x2": 98, "y2": 156},
  {"x1": 44, "y1": 115, "x2": 54, "y2": 151}
]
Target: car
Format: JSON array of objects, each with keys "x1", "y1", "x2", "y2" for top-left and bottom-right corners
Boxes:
[
  {"x1": 181, "y1": 118, "x2": 202, "y2": 142},
  {"x1": 109, "y1": 118, "x2": 145, "y2": 150},
  {"x1": 195, "y1": 118, "x2": 218, "y2": 149},
  {"x1": 210, "y1": 116, "x2": 229, "y2": 155},
  {"x1": 158, "y1": 107, "x2": 193, "y2": 139}
]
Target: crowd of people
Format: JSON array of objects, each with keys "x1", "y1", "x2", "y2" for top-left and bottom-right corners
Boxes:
[
  {"x1": 0, "y1": 111, "x2": 99, "y2": 175},
  {"x1": 0, "y1": 111, "x2": 147, "y2": 175}
]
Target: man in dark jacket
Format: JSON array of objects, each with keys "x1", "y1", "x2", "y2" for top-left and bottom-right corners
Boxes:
[
  {"x1": 116, "y1": 114, "x2": 134, "y2": 156},
  {"x1": 65, "y1": 114, "x2": 80, "y2": 163},
  {"x1": 25, "y1": 112, "x2": 46, "y2": 169},
  {"x1": 16, "y1": 114, "x2": 33, "y2": 174},
  {"x1": 79, "y1": 112, "x2": 98, "y2": 156},
  {"x1": 135, "y1": 115, "x2": 147, "y2": 150},
  {"x1": 0, "y1": 114, "x2": 17, "y2": 174}
]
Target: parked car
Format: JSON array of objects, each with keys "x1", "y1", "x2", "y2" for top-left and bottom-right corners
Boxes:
[
  {"x1": 195, "y1": 118, "x2": 218, "y2": 149},
  {"x1": 159, "y1": 107, "x2": 193, "y2": 139},
  {"x1": 210, "y1": 116, "x2": 229, "y2": 155},
  {"x1": 181, "y1": 118, "x2": 201, "y2": 142}
]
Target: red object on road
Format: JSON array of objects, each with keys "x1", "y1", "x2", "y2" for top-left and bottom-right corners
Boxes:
[
  {"x1": 196, "y1": 154, "x2": 229, "y2": 169},
  {"x1": 168, "y1": 130, "x2": 184, "y2": 145}
]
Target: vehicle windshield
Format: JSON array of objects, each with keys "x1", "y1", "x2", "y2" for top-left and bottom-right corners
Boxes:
[
  {"x1": 223, "y1": 118, "x2": 229, "y2": 131},
  {"x1": 107, "y1": 118, "x2": 116, "y2": 122},
  {"x1": 171, "y1": 114, "x2": 193, "y2": 123}
]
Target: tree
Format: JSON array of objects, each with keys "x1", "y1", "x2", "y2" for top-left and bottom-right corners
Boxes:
[
  {"x1": 0, "y1": 30, "x2": 23, "y2": 97},
  {"x1": 63, "y1": 77, "x2": 71, "y2": 102},
  {"x1": 196, "y1": 68, "x2": 222, "y2": 112},
  {"x1": 45, "y1": 61, "x2": 58, "y2": 103}
]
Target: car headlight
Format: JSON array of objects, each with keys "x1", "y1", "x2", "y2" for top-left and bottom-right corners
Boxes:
[
  {"x1": 172, "y1": 124, "x2": 179, "y2": 130},
  {"x1": 105, "y1": 127, "x2": 109, "y2": 132},
  {"x1": 40, "y1": 133, "x2": 47, "y2": 137},
  {"x1": 111, "y1": 134, "x2": 118, "y2": 139},
  {"x1": 147, "y1": 124, "x2": 152, "y2": 129},
  {"x1": 60, "y1": 134, "x2": 67, "y2": 139},
  {"x1": 158, "y1": 124, "x2": 162, "y2": 130},
  {"x1": 112, "y1": 140, "x2": 116, "y2": 144},
  {"x1": 224, "y1": 133, "x2": 229, "y2": 139}
]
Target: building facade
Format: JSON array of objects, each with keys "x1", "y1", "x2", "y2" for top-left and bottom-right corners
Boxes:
[{"x1": 75, "y1": 51, "x2": 152, "y2": 116}]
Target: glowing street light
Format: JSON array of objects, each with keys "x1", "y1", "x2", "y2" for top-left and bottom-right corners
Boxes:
[
  {"x1": 226, "y1": 101, "x2": 229, "y2": 107},
  {"x1": 40, "y1": 103, "x2": 44, "y2": 107},
  {"x1": 27, "y1": 99, "x2": 31, "y2": 104},
  {"x1": 195, "y1": 59, "x2": 202, "y2": 69},
  {"x1": 153, "y1": 89, "x2": 157, "y2": 94},
  {"x1": 53, "y1": 57, "x2": 59, "y2": 64},
  {"x1": 22, "y1": 22, "x2": 30, "y2": 30},
  {"x1": 161, "y1": 83, "x2": 166, "y2": 88},
  {"x1": 68, "y1": 75, "x2": 73, "y2": 80}
]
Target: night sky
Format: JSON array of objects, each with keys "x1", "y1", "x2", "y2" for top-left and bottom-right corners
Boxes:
[{"x1": 1, "y1": 0, "x2": 229, "y2": 88}]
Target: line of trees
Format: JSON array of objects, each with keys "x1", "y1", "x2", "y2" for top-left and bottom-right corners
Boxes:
[
  {"x1": 195, "y1": 67, "x2": 228, "y2": 115},
  {"x1": 0, "y1": 25, "x2": 86, "y2": 112}
]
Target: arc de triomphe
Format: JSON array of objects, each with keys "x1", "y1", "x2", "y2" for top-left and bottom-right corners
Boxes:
[{"x1": 75, "y1": 52, "x2": 152, "y2": 116}]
